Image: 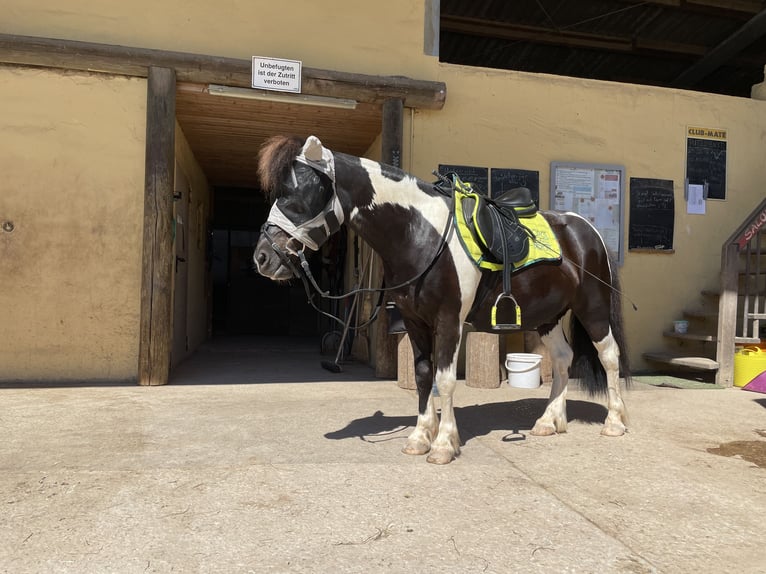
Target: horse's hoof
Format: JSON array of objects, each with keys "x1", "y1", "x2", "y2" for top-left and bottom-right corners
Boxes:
[
  {"x1": 601, "y1": 422, "x2": 627, "y2": 437},
  {"x1": 426, "y1": 448, "x2": 455, "y2": 465},
  {"x1": 402, "y1": 440, "x2": 430, "y2": 456},
  {"x1": 530, "y1": 421, "x2": 557, "y2": 436}
]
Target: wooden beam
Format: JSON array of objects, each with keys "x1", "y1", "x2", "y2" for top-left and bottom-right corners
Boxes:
[
  {"x1": 0, "y1": 33, "x2": 446, "y2": 110},
  {"x1": 377, "y1": 98, "x2": 404, "y2": 380},
  {"x1": 441, "y1": 13, "x2": 761, "y2": 63},
  {"x1": 138, "y1": 67, "x2": 176, "y2": 386},
  {"x1": 613, "y1": 0, "x2": 760, "y2": 16},
  {"x1": 673, "y1": 9, "x2": 766, "y2": 87}
]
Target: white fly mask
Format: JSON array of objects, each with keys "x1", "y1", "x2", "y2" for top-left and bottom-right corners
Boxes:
[{"x1": 265, "y1": 135, "x2": 345, "y2": 252}]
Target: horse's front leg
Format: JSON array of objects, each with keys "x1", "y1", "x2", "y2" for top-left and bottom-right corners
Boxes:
[
  {"x1": 426, "y1": 362, "x2": 461, "y2": 464},
  {"x1": 402, "y1": 350, "x2": 439, "y2": 456}
]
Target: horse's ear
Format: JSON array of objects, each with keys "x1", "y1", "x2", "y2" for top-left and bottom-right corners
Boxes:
[{"x1": 302, "y1": 136, "x2": 324, "y2": 162}]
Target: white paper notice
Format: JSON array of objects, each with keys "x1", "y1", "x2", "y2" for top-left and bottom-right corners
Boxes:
[{"x1": 687, "y1": 184, "x2": 706, "y2": 215}]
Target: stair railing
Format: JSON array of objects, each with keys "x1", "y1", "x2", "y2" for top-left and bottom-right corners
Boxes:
[{"x1": 716, "y1": 197, "x2": 766, "y2": 386}]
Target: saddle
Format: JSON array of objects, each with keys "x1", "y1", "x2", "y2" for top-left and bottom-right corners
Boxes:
[
  {"x1": 461, "y1": 187, "x2": 537, "y2": 264},
  {"x1": 447, "y1": 173, "x2": 538, "y2": 330}
]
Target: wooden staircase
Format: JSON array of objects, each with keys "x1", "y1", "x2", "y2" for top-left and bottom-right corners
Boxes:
[{"x1": 643, "y1": 198, "x2": 766, "y2": 385}]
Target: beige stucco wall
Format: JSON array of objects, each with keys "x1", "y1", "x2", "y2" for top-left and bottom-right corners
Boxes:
[
  {"x1": 3, "y1": 1, "x2": 765, "y2": 376},
  {"x1": 1, "y1": 0, "x2": 435, "y2": 79},
  {"x1": 0, "y1": 66, "x2": 146, "y2": 381},
  {"x1": 410, "y1": 64, "x2": 766, "y2": 370}
]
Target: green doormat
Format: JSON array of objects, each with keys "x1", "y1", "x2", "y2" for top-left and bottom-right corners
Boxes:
[{"x1": 633, "y1": 375, "x2": 724, "y2": 390}]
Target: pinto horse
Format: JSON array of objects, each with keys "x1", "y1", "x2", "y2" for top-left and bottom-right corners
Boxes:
[{"x1": 254, "y1": 135, "x2": 630, "y2": 465}]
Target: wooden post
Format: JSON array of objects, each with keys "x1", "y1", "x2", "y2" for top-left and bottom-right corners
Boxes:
[
  {"x1": 524, "y1": 331, "x2": 553, "y2": 385},
  {"x1": 397, "y1": 334, "x2": 416, "y2": 389},
  {"x1": 465, "y1": 332, "x2": 501, "y2": 388},
  {"x1": 375, "y1": 98, "x2": 404, "y2": 379},
  {"x1": 716, "y1": 242, "x2": 739, "y2": 387},
  {"x1": 138, "y1": 67, "x2": 176, "y2": 386}
]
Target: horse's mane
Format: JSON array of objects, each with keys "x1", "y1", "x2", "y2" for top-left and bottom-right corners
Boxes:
[{"x1": 257, "y1": 135, "x2": 304, "y2": 202}]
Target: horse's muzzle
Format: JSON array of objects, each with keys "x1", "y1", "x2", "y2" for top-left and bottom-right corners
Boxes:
[{"x1": 253, "y1": 226, "x2": 301, "y2": 281}]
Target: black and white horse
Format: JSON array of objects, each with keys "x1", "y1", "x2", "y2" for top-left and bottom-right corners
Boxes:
[{"x1": 254, "y1": 135, "x2": 630, "y2": 464}]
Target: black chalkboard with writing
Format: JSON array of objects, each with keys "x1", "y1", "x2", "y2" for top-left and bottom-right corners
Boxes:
[
  {"x1": 629, "y1": 178, "x2": 675, "y2": 251},
  {"x1": 490, "y1": 168, "x2": 540, "y2": 205},
  {"x1": 438, "y1": 164, "x2": 489, "y2": 195},
  {"x1": 686, "y1": 137, "x2": 727, "y2": 200}
]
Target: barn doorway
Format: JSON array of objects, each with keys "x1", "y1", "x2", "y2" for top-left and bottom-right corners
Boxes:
[{"x1": 209, "y1": 186, "x2": 319, "y2": 338}]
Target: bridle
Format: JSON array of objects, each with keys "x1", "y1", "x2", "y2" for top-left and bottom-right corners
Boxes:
[{"x1": 260, "y1": 199, "x2": 455, "y2": 330}]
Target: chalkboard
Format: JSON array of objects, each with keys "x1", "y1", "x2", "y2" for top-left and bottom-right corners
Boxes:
[
  {"x1": 629, "y1": 178, "x2": 675, "y2": 251},
  {"x1": 686, "y1": 136, "x2": 727, "y2": 200},
  {"x1": 438, "y1": 164, "x2": 489, "y2": 195},
  {"x1": 490, "y1": 168, "x2": 540, "y2": 205}
]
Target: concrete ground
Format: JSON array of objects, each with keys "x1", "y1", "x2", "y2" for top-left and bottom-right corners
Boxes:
[{"x1": 2, "y1": 337, "x2": 765, "y2": 574}]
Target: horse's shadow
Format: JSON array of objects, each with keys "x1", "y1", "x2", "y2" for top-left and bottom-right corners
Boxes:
[{"x1": 324, "y1": 398, "x2": 608, "y2": 444}]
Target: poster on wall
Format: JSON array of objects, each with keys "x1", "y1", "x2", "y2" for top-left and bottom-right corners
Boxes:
[
  {"x1": 685, "y1": 126, "x2": 727, "y2": 200},
  {"x1": 550, "y1": 162, "x2": 625, "y2": 264}
]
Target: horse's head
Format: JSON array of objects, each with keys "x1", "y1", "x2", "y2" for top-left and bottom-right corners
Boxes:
[{"x1": 254, "y1": 135, "x2": 344, "y2": 281}]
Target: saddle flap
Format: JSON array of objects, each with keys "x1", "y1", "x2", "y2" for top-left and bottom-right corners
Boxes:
[{"x1": 476, "y1": 205, "x2": 529, "y2": 262}]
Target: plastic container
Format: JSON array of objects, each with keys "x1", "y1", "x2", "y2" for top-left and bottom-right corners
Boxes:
[
  {"x1": 733, "y1": 346, "x2": 766, "y2": 388},
  {"x1": 673, "y1": 320, "x2": 689, "y2": 334},
  {"x1": 505, "y1": 353, "x2": 542, "y2": 389}
]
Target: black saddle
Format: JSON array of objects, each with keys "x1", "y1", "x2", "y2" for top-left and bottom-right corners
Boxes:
[
  {"x1": 463, "y1": 187, "x2": 537, "y2": 264},
  {"x1": 441, "y1": 171, "x2": 539, "y2": 331}
]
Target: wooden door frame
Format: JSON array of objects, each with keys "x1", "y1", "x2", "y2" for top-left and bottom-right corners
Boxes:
[{"x1": 138, "y1": 66, "x2": 176, "y2": 385}]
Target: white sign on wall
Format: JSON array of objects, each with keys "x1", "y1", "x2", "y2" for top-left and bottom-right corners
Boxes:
[{"x1": 251, "y1": 56, "x2": 302, "y2": 93}]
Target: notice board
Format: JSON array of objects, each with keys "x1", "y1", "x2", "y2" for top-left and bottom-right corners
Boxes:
[
  {"x1": 550, "y1": 162, "x2": 625, "y2": 264},
  {"x1": 628, "y1": 178, "x2": 675, "y2": 252},
  {"x1": 686, "y1": 126, "x2": 727, "y2": 200}
]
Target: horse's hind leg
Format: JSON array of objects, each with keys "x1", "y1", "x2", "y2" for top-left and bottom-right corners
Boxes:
[
  {"x1": 594, "y1": 328, "x2": 629, "y2": 436},
  {"x1": 530, "y1": 319, "x2": 572, "y2": 436}
]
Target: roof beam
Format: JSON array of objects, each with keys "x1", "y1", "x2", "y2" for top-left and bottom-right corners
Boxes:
[
  {"x1": 0, "y1": 34, "x2": 446, "y2": 110},
  {"x1": 442, "y1": 14, "x2": 764, "y2": 65},
  {"x1": 443, "y1": 14, "x2": 708, "y2": 57},
  {"x1": 672, "y1": 9, "x2": 766, "y2": 87},
  {"x1": 614, "y1": 0, "x2": 761, "y2": 15}
]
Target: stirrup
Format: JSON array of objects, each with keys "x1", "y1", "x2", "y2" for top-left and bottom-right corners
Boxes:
[{"x1": 491, "y1": 293, "x2": 521, "y2": 331}]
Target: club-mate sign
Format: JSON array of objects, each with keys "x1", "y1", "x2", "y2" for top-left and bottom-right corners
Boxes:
[{"x1": 252, "y1": 56, "x2": 302, "y2": 93}]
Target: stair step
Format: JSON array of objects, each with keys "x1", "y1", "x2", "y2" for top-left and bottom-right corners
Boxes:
[
  {"x1": 662, "y1": 330, "x2": 716, "y2": 342},
  {"x1": 735, "y1": 336, "x2": 762, "y2": 345},
  {"x1": 683, "y1": 309, "x2": 718, "y2": 320},
  {"x1": 643, "y1": 352, "x2": 719, "y2": 371},
  {"x1": 700, "y1": 289, "x2": 750, "y2": 298}
]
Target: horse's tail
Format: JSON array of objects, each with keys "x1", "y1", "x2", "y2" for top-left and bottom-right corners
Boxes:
[{"x1": 569, "y1": 254, "x2": 631, "y2": 395}]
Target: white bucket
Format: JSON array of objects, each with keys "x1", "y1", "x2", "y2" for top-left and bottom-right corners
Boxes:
[{"x1": 506, "y1": 353, "x2": 542, "y2": 389}]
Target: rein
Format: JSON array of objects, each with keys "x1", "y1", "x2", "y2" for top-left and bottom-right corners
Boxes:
[{"x1": 261, "y1": 205, "x2": 455, "y2": 330}]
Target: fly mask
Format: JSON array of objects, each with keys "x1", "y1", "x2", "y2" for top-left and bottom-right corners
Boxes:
[{"x1": 263, "y1": 135, "x2": 345, "y2": 253}]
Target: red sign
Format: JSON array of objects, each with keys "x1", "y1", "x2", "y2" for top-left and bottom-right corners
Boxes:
[{"x1": 737, "y1": 206, "x2": 766, "y2": 248}]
